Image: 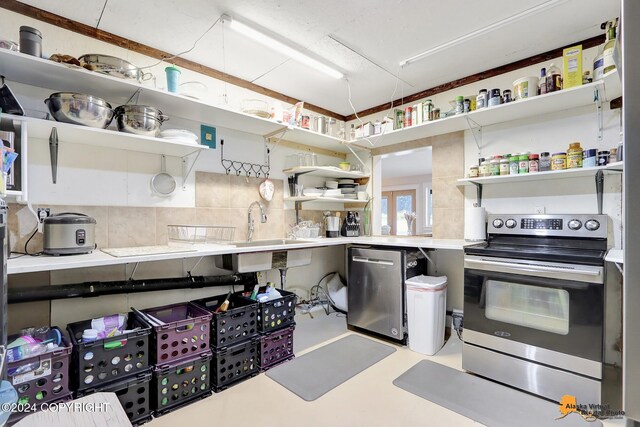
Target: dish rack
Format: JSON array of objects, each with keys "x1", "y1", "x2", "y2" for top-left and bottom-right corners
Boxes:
[{"x1": 167, "y1": 225, "x2": 235, "y2": 245}]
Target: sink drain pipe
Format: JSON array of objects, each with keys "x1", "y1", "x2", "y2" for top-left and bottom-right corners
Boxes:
[{"x1": 8, "y1": 273, "x2": 257, "y2": 304}]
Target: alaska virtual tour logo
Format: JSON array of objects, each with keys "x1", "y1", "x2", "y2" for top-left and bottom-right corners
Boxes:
[{"x1": 557, "y1": 395, "x2": 625, "y2": 422}]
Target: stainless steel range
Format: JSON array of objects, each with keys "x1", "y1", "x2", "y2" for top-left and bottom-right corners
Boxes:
[{"x1": 463, "y1": 214, "x2": 608, "y2": 404}]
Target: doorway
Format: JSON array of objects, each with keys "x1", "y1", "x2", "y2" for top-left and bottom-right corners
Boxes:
[{"x1": 381, "y1": 190, "x2": 416, "y2": 235}]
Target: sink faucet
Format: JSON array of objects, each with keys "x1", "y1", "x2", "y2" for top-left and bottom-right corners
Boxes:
[{"x1": 247, "y1": 201, "x2": 267, "y2": 241}]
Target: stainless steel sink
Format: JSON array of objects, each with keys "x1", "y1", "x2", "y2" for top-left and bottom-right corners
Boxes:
[
  {"x1": 231, "y1": 239, "x2": 311, "y2": 248},
  {"x1": 214, "y1": 239, "x2": 314, "y2": 273}
]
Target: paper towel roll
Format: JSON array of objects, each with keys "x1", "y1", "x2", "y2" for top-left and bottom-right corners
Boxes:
[{"x1": 465, "y1": 207, "x2": 486, "y2": 241}]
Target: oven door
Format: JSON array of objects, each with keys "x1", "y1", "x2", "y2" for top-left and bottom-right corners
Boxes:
[{"x1": 463, "y1": 255, "x2": 604, "y2": 379}]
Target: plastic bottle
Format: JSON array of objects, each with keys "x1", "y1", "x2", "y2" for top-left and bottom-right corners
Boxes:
[
  {"x1": 6, "y1": 342, "x2": 56, "y2": 363},
  {"x1": 266, "y1": 282, "x2": 282, "y2": 300},
  {"x1": 546, "y1": 63, "x2": 562, "y2": 93},
  {"x1": 455, "y1": 96, "x2": 464, "y2": 115},
  {"x1": 538, "y1": 68, "x2": 547, "y2": 95},
  {"x1": 602, "y1": 23, "x2": 617, "y2": 75},
  {"x1": 476, "y1": 89, "x2": 487, "y2": 110}
]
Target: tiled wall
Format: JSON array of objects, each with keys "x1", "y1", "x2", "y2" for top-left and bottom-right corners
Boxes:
[
  {"x1": 431, "y1": 132, "x2": 465, "y2": 239},
  {"x1": 7, "y1": 172, "x2": 289, "y2": 252}
]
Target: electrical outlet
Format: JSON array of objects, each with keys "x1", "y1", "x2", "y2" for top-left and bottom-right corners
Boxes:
[
  {"x1": 534, "y1": 206, "x2": 546, "y2": 214},
  {"x1": 37, "y1": 208, "x2": 50, "y2": 222}
]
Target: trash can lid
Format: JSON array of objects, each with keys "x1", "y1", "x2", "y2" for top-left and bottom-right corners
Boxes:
[{"x1": 406, "y1": 275, "x2": 447, "y2": 289}]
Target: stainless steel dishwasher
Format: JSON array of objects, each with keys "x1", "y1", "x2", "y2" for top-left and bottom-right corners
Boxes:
[{"x1": 347, "y1": 247, "x2": 425, "y2": 343}]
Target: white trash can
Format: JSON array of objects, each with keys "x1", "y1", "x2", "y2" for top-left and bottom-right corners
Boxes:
[{"x1": 405, "y1": 275, "x2": 447, "y2": 356}]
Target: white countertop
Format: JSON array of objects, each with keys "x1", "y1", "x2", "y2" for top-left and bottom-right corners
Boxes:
[
  {"x1": 605, "y1": 249, "x2": 624, "y2": 264},
  {"x1": 7, "y1": 236, "x2": 472, "y2": 275}
]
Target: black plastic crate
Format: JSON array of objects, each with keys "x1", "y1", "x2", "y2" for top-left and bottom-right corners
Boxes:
[
  {"x1": 6, "y1": 327, "x2": 72, "y2": 407},
  {"x1": 192, "y1": 293, "x2": 259, "y2": 349},
  {"x1": 67, "y1": 313, "x2": 152, "y2": 392},
  {"x1": 236, "y1": 288, "x2": 296, "y2": 333},
  {"x1": 134, "y1": 302, "x2": 212, "y2": 366},
  {"x1": 212, "y1": 338, "x2": 259, "y2": 392},
  {"x1": 76, "y1": 371, "x2": 152, "y2": 426},
  {"x1": 152, "y1": 353, "x2": 212, "y2": 416},
  {"x1": 259, "y1": 325, "x2": 295, "y2": 371}
]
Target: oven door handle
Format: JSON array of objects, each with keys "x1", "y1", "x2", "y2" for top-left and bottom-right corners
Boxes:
[{"x1": 465, "y1": 258, "x2": 601, "y2": 276}]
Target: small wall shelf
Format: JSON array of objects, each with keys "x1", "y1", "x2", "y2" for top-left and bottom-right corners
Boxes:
[
  {"x1": 283, "y1": 166, "x2": 369, "y2": 180},
  {"x1": 284, "y1": 196, "x2": 368, "y2": 204}
]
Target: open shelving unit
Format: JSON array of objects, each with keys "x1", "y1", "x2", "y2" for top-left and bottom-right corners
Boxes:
[{"x1": 282, "y1": 166, "x2": 369, "y2": 180}]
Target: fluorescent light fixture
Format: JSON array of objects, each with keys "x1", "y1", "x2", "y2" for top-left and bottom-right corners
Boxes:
[
  {"x1": 399, "y1": 0, "x2": 569, "y2": 67},
  {"x1": 225, "y1": 15, "x2": 344, "y2": 79}
]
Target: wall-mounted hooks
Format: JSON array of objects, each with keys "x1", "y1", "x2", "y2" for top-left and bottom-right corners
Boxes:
[{"x1": 220, "y1": 139, "x2": 270, "y2": 178}]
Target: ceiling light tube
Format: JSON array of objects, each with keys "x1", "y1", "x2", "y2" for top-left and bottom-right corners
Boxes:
[
  {"x1": 399, "y1": 0, "x2": 569, "y2": 67},
  {"x1": 225, "y1": 16, "x2": 344, "y2": 79}
]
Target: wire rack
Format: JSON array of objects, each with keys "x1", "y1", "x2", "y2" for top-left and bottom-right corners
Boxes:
[{"x1": 167, "y1": 225, "x2": 236, "y2": 245}]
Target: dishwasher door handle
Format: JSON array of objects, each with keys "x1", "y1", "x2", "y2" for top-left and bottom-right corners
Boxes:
[{"x1": 352, "y1": 256, "x2": 395, "y2": 266}]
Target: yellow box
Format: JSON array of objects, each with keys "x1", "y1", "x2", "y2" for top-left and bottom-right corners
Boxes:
[{"x1": 563, "y1": 45, "x2": 583, "y2": 89}]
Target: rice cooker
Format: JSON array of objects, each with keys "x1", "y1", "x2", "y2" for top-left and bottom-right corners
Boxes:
[{"x1": 43, "y1": 213, "x2": 96, "y2": 255}]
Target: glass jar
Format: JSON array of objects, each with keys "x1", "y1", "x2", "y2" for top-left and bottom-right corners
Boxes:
[
  {"x1": 432, "y1": 108, "x2": 440, "y2": 120},
  {"x1": 597, "y1": 150, "x2": 610, "y2": 166},
  {"x1": 479, "y1": 160, "x2": 489, "y2": 177},
  {"x1": 567, "y1": 142, "x2": 583, "y2": 169},
  {"x1": 469, "y1": 165, "x2": 479, "y2": 178},
  {"x1": 463, "y1": 99, "x2": 471, "y2": 113},
  {"x1": 518, "y1": 153, "x2": 530, "y2": 174},
  {"x1": 503, "y1": 89, "x2": 512, "y2": 103},
  {"x1": 528, "y1": 154, "x2": 539, "y2": 173},
  {"x1": 476, "y1": 89, "x2": 488, "y2": 110},
  {"x1": 455, "y1": 96, "x2": 464, "y2": 115},
  {"x1": 423, "y1": 100, "x2": 433, "y2": 122},
  {"x1": 539, "y1": 152, "x2": 551, "y2": 171},
  {"x1": 499, "y1": 158, "x2": 510, "y2": 175},
  {"x1": 552, "y1": 152, "x2": 567, "y2": 170},
  {"x1": 490, "y1": 159, "x2": 500, "y2": 176},
  {"x1": 509, "y1": 155, "x2": 519, "y2": 175}
]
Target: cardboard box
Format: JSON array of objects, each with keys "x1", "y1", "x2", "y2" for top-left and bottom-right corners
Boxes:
[{"x1": 563, "y1": 45, "x2": 583, "y2": 89}]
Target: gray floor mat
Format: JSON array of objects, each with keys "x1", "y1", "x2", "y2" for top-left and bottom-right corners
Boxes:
[
  {"x1": 393, "y1": 360, "x2": 602, "y2": 427},
  {"x1": 293, "y1": 312, "x2": 347, "y2": 353},
  {"x1": 267, "y1": 334, "x2": 396, "y2": 401}
]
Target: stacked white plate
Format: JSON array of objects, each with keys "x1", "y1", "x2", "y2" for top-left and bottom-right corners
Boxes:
[
  {"x1": 159, "y1": 129, "x2": 199, "y2": 144},
  {"x1": 338, "y1": 179, "x2": 355, "y2": 185}
]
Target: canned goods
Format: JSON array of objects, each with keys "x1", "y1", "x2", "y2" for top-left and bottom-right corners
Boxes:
[
  {"x1": 404, "y1": 106, "x2": 413, "y2": 127},
  {"x1": 552, "y1": 152, "x2": 567, "y2": 170}
]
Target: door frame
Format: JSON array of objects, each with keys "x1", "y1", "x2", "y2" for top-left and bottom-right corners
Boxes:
[{"x1": 382, "y1": 189, "x2": 417, "y2": 235}]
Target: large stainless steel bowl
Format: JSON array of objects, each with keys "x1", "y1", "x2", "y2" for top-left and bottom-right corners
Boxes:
[
  {"x1": 79, "y1": 54, "x2": 153, "y2": 82},
  {"x1": 114, "y1": 105, "x2": 168, "y2": 137},
  {"x1": 44, "y1": 92, "x2": 114, "y2": 128}
]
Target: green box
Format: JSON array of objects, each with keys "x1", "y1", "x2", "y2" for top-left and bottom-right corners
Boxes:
[{"x1": 200, "y1": 125, "x2": 216, "y2": 149}]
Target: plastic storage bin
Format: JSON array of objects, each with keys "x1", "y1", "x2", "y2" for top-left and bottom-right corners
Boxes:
[
  {"x1": 212, "y1": 338, "x2": 259, "y2": 392},
  {"x1": 191, "y1": 293, "x2": 259, "y2": 349},
  {"x1": 405, "y1": 275, "x2": 447, "y2": 356},
  {"x1": 237, "y1": 288, "x2": 296, "y2": 333},
  {"x1": 6, "y1": 327, "x2": 72, "y2": 407},
  {"x1": 152, "y1": 353, "x2": 212, "y2": 417},
  {"x1": 259, "y1": 325, "x2": 295, "y2": 371},
  {"x1": 134, "y1": 302, "x2": 212, "y2": 366},
  {"x1": 67, "y1": 313, "x2": 152, "y2": 391},
  {"x1": 76, "y1": 371, "x2": 152, "y2": 426}
]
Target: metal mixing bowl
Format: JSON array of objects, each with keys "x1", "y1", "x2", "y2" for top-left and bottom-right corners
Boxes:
[
  {"x1": 79, "y1": 54, "x2": 153, "y2": 82},
  {"x1": 44, "y1": 92, "x2": 114, "y2": 128},
  {"x1": 114, "y1": 105, "x2": 168, "y2": 137}
]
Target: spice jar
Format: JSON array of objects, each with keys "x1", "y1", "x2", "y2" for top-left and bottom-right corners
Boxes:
[
  {"x1": 499, "y1": 158, "x2": 510, "y2": 175},
  {"x1": 469, "y1": 165, "x2": 479, "y2": 178},
  {"x1": 583, "y1": 149, "x2": 597, "y2": 167},
  {"x1": 567, "y1": 142, "x2": 583, "y2": 169},
  {"x1": 528, "y1": 154, "x2": 539, "y2": 172},
  {"x1": 490, "y1": 158, "x2": 501, "y2": 176},
  {"x1": 539, "y1": 152, "x2": 551, "y2": 171},
  {"x1": 597, "y1": 150, "x2": 610, "y2": 166},
  {"x1": 518, "y1": 152, "x2": 530, "y2": 174},
  {"x1": 552, "y1": 152, "x2": 567, "y2": 170},
  {"x1": 479, "y1": 160, "x2": 489, "y2": 177},
  {"x1": 509, "y1": 155, "x2": 519, "y2": 175}
]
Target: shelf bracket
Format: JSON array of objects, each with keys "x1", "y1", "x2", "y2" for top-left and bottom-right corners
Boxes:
[
  {"x1": 418, "y1": 247, "x2": 436, "y2": 270},
  {"x1": 263, "y1": 127, "x2": 289, "y2": 155},
  {"x1": 181, "y1": 150, "x2": 202, "y2": 191},
  {"x1": 471, "y1": 182, "x2": 483, "y2": 207},
  {"x1": 128, "y1": 262, "x2": 140, "y2": 282},
  {"x1": 465, "y1": 116, "x2": 482, "y2": 156},
  {"x1": 594, "y1": 87, "x2": 603, "y2": 142},
  {"x1": 346, "y1": 144, "x2": 370, "y2": 175}
]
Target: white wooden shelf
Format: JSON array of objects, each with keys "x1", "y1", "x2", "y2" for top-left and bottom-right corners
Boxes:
[
  {"x1": 285, "y1": 196, "x2": 368, "y2": 204},
  {"x1": 457, "y1": 162, "x2": 623, "y2": 186},
  {"x1": 0, "y1": 49, "x2": 354, "y2": 153},
  {"x1": 360, "y1": 70, "x2": 621, "y2": 148},
  {"x1": 3, "y1": 113, "x2": 208, "y2": 157},
  {"x1": 283, "y1": 166, "x2": 369, "y2": 179}
]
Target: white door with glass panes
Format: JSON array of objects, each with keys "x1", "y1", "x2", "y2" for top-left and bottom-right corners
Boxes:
[{"x1": 381, "y1": 190, "x2": 416, "y2": 235}]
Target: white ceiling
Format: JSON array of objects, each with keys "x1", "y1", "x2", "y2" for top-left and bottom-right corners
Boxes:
[
  {"x1": 382, "y1": 147, "x2": 432, "y2": 179},
  {"x1": 17, "y1": 0, "x2": 619, "y2": 116}
]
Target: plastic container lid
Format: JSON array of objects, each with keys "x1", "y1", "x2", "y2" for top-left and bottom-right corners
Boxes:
[
  {"x1": 406, "y1": 275, "x2": 447, "y2": 290},
  {"x1": 529, "y1": 154, "x2": 539, "y2": 159},
  {"x1": 456, "y1": 96, "x2": 464, "y2": 101},
  {"x1": 82, "y1": 329, "x2": 98, "y2": 342}
]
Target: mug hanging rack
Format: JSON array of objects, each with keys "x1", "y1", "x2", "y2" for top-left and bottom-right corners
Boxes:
[{"x1": 220, "y1": 139, "x2": 270, "y2": 177}]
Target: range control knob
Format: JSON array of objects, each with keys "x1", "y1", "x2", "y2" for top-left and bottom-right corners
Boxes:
[
  {"x1": 505, "y1": 219, "x2": 517, "y2": 229},
  {"x1": 568, "y1": 219, "x2": 582, "y2": 230},
  {"x1": 585, "y1": 219, "x2": 601, "y2": 231},
  {"x1": 492, "y1": 219, "x2": 504, "y2": 228}
]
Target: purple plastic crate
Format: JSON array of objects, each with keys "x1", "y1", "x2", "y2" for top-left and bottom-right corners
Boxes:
[
  {"x1": 134, "y1": 302, "x2": 212, "y2": 366},
  {"x1": 6, "y1": 327, "x2": 72, "y2": 407},
  {"x1": 259, "y1": 325, "x2": 295, "y2": 371}
]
